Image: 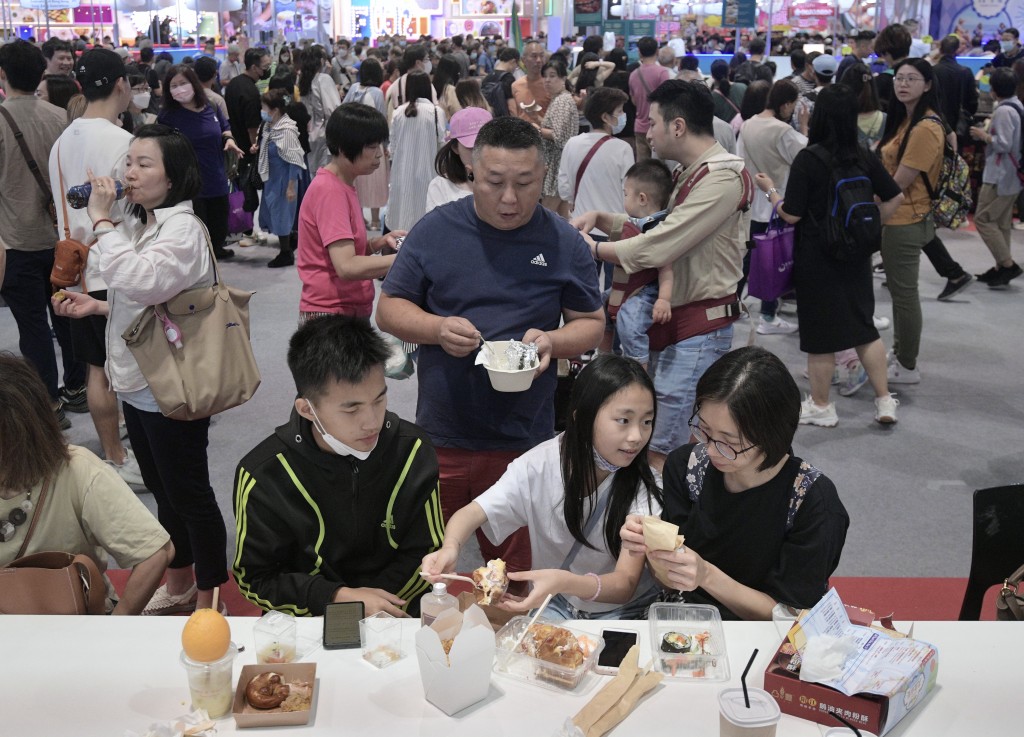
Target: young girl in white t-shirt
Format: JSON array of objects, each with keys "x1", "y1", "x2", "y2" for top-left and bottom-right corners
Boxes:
[{"x1": 421, "y1": 354, "x2": 663, "y2": 620}]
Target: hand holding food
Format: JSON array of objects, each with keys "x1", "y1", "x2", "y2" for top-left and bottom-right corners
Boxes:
[{"x1": 619, "y1": 514, "x2": 647, "y2": 555}]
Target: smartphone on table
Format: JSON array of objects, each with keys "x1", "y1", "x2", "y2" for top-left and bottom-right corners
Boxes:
[
  {"x1": 323, "y1": 601, "x2": 364, "y2": 650},
  {"x1": 594, "y1": 628, "x2": 639, "y2": 675}
]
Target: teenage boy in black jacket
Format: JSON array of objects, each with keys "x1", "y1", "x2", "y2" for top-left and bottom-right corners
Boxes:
[{"x1": 233, "y1": 315, "x2": 442, "y2": 617}]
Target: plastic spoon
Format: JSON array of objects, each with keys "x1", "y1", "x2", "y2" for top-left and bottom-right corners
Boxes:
[{"x1": 419, "y1": 571, "x2": 481, "y2": 588}]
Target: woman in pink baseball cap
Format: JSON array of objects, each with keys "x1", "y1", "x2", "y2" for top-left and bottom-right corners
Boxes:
[{"x1": 424, "y1": 106, "x2": 492, "y2": 213}]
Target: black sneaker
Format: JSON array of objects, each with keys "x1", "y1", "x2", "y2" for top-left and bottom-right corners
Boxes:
[
  {"x1": 937, "y1": 273, "x2": 972, "y2": 301},
  {"x1": 987, "y1": 263, "x2": 1023, "y2": 289},
  {"x1": 54, "y1": 404, "x2": 71, "y2": 430},
  {"x1": 267, "y1": 250, "x2": 294, "y2": 268},
  {"x1": 214, "y1": 247, "x2": 236, "y2": 260},
  {"x1": 975, "y1": 266, "x2": 1001, "y2": 284},
  {"x1": 58, "y1": 385, "x2": 88, "y2": 413}
]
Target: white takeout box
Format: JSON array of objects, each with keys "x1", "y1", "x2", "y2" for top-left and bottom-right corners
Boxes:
[{"x1": 415, "y1": 604, "x2": 496, "y2": 715}]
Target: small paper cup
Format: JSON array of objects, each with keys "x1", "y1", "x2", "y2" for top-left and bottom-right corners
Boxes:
[{"x1": 481, "y1": 340, "x2": 537, "y2": 393}]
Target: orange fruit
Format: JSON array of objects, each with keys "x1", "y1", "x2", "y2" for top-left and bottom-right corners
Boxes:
[{"x1": 181, "y1": 608, "x2": 231, "y2": 662}]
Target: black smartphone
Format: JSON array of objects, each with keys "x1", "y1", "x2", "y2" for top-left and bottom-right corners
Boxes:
[
  {"x1": 323, "y1": 601, "x2": 365, "y2": 650},
  {"x1": 595, "y1": 629, "x2": 639, "y2": 675}
]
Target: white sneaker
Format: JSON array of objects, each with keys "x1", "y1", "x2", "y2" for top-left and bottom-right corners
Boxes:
[
  {"x1": 108, "y1": 448, "x2": 145, "y2": 487},
  {"x1": 838, "y1": 362, "x2": 869, "y2": 397},
  {"x1": 141, "y1": 583, "x2": 198, "y2": 616},
  {"x1": 873, "y1": 315, "x2": 890, "y2": 330},
  {"x1": 1012, "y1": 221, "x2": 1024, "y2": 231},
  {"x1": 887, "y1": 355, "x2": 921, "y2": 384},
  {"x1": 799, "y1": 396, "x2": 838, "y2": 427},
  {"x1": 757, "y1": 316, "x2": 799, "y2": 335},
  {"x1": 874, "y1": 393, "x2": 899, "y2": 424}
]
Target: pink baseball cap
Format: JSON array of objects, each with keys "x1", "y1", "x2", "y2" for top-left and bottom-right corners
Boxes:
[{"x1": 447, "y1": 107, "x2": 493, "y2": 148}]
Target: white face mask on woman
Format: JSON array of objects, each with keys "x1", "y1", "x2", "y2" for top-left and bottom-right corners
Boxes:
[
  {"x1": 133, "y1": 92, "x2": 151, "y2": 109},
  {"x1": 612, "y1": 112, "x2": 627, "y2": 135}
]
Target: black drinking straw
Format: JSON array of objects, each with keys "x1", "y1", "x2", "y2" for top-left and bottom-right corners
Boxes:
[
  {"x1": 831, "y1": 712, "x2": 862, "y2": 736},
  {"x1": 741, "y1": 648, "x2": 759, "y2": 708}
]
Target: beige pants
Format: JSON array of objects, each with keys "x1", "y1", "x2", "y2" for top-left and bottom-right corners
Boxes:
[{"x1": 974, "y1": 183, "x2": 1018, "y2": 265}]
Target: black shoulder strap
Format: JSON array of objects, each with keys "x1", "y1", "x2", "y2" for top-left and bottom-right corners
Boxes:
[{"x1": 0, "y1": 105, "x2": 53, "y2": 202}]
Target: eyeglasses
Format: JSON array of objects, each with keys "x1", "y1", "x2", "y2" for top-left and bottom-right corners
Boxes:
[
  {"x1": 687, "y1": 408, "x2": 756, "y2": 461},
  {"x1": 893, "y1": 75, "x2": 925, "y2": 84}
]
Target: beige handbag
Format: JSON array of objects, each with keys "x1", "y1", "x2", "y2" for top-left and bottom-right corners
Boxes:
[{"x1": 121, "y1": 217, "x2": 261, "y2": 421}]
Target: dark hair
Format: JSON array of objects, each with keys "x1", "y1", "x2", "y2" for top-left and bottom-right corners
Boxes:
[
  {"x1": 358, "y1": 56, "x2": 384, "y2": 87},
  {"x1": 40, "y1": 74, "x2": 79, "y2": 109},
  {"x1": 693, "y1": 346, "x2": 799, "y2": 471},
  {"x1": 193, "y1": 55, "x2": 218, "y2": 84},
  {"x1": 749, "y1": 38, "x2": 766, "y2": 56},
  {"x1": 839, "y1": 62, "x2": 880, "y2": 114},
  {"x1": 790, "y1": 48, "x2": 807, "y2": 72},
  {"x1": 298, "y1": 45, "x2": 328, "y2": 97},
  {"x1": 575, "y1": 52, "x2": 600, "y2": 92},
  {"x1": 139, "y1": 46, "x2": 154, "y2": 64},
  {"x1": 583, "y1": 86, "x2": 628, "y2": 129},
  {"x1": 582, "y1": 34, "x2": 604, "y2": 55},
  {"x1": 637, "y1": 37, "x2": 658, "y2": 58},
  {"x1": 287, "y1": 315, "x2": 390, "y2": 399},
  {"x1": 327, "y1": 102, "x2": 389, "y2": 161},
  {"x1": 278, "y1": 46, "x2": 293, "y2": 63},
  {"x1": 128, "y1": 125, "x2": 202, "y2": 215},
  {"x1": 807, "y1": 84, "x2": 863, "y2": 162},
  {"x1": 541, "y1": 57, "x2": 568, "y2": 79},
  {"x1": 41, "y1": 37, "x2": 73, "y2": 61},
  {"x1": 244, "y1": 47, "x2": 270, "y2": 71},
  {"x1": 0, "y1": 353, "x2": 71, "y2": 490},
  {"x1": 403, "y1": 71, "x2": 433, "y2": 117},
  {"x1": 679, "y1": 54, "x2": 700, "y2": 72},
  {"x1": 1005, "y1": 27, "x2": 1020, "y2": 41},
  {"x1": 754, "y1": 64, "x2": 774, "y2": 84},
  {"x1": 624, "y1": 158, "x2": 673, "y2": 210},
  {"x1": 710, "y1": 58, "x2": 731, "y2": 96},
  {"x1": 455, "y1": 78, "x2": 489, "y2": 111},
  {"x1": 434, "y1": 138, "x2": 470, "y2": 183},
  {"x1": 740, "y1": 80, "x2": 770, "y2": 119},
  {"x1": 161, "y1": 65, "x2": 209, "y2": 112},
  {"x1": 433, "y1": 54, "x2": 462, "y2": 98},
  {"x1": 990, "y1": 67, "x2": 1018, "y2": 99},
  {"x1": 874, "y1": 23, "x2": 911, "y2": 60},
  {"x1": 766, "y1": 79, "x2": 799, "y2": 119},
  {"x1": 0, "y1": 40, "x2": 47, "y2": 92},
  {"x1": 561, "y1": 355, "x2": 661, "y2": 558},
  {"x1": 648, "y1": 79, "x2": 715, "y2": 138},
  {"x1": 939, "y1": 35, "x2": 959, "y2": 57},
  {"x1": 260, "y1": 87, "x2": 289, "y2": 113},
  {"x1": 401, "y1": 43, "x2": 427, "y2": 73},
  {"x1": 472, "y1": 116, "x2": 544, "y2": 161},
  {"x1": 497, "y1": 47, "x2": 520, "y2": 63},
  {"x1": 607, "y1": 47, "x2": 628, "y2": 71},
  {"x1": 878, "y1": 58, "x2": 944, "y2": 152}
]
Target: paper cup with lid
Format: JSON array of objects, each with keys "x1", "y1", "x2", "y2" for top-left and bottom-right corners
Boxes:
[{"x1": 718, "y1": 687, "x2": 781, "y2": 737}]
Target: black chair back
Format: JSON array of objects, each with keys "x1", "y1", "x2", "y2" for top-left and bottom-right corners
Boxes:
[{"x1": 958, "y1": 484, "x2": 1024, "y2": 620}]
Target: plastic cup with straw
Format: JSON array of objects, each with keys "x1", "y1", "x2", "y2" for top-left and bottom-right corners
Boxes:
[{"x1": 718, "y1": 648, "x2": 781, "y2": 737}]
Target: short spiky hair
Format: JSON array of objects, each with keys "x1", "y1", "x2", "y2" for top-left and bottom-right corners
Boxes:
[{"x1": 287, "y1": 316, "x2": 390, "y2": 399}]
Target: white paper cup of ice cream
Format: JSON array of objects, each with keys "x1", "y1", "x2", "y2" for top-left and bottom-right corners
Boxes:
[{"x1": 478, "y1": 340, "x2": 538, "y2": 393}]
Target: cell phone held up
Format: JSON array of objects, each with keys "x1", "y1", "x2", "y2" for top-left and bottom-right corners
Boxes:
[
  {"x1": 594, "y1": 628, "x2": 639, "y2": 675},
  {"x1": 323, "y1": 601, "x2": 364, "y2": 650}
]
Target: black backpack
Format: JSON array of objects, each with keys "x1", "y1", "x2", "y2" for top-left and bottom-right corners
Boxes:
[
  {"x1": 481, "y1": 71, "x2": 513, "y2": 117},
  {"x1": 807, "y1": 145, "x2": 883, "y2": 261}
]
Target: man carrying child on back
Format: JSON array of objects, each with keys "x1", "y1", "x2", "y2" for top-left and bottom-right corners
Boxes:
[{"x1": 574, "y1": 79, "x2": 752, "y2": 472}]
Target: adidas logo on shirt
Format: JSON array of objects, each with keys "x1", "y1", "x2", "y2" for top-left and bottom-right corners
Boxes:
[{"x1": 530, "y1": 253, "x2": 548, "y2": 267}]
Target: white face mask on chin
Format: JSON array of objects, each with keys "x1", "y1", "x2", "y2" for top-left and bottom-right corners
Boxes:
[{"x1": 305, "y1": 401, "x2": 377, "y2": 460}]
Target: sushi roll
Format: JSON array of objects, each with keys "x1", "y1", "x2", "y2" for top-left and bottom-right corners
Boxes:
[{"x1": 661, "y1": 631, "x2": 691, "y2": 653}]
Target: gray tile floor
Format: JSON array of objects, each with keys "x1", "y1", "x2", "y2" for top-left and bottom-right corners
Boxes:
[{"x1": 2, "y1": 225, "x2": 1021, "y2": 577}]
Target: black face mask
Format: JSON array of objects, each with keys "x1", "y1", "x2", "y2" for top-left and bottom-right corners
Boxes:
[{"x1": 260, "y1": 67, "x2": 271, "y2": 81}]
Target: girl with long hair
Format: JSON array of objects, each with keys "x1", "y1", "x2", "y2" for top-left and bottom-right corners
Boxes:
[
  {"x1": 298, "y1": 45, "x2": 342, "y2": 171},
  {"x1": 756, "y1": 85, "x2": 904, "y2": 427},
  {"x1": 422, "y1": 355, "x2": 663, "y2": 620},
  {"x1": 710, "y1": 58, "x2": 746, "y2": 125},
  {"x1": 432, "y1": 54, "x2": 463, "y2": 119},
  {"x1": 386, "y1": 71, "x2": 446, "y2": 232},
  {"x1": 840, "y1": 62, "x2": 885, "y2": 149}
]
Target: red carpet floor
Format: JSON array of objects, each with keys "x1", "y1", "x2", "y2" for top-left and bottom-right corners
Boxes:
[{"x1": 107, "y1": 572, "x2": 999, "y2": 621}]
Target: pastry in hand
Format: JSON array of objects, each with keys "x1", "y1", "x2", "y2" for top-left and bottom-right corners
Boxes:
[{"x1": 472, "y1": 558, "x2": 509, "y2": 605}]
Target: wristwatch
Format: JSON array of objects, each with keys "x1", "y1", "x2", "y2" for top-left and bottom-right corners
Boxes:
[{"x1": 765, "y1": 187, "x2": 779, "y2": 200}]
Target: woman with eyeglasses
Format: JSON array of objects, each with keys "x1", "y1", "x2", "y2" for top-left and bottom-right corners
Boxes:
[
  {"x1": 876, "y1": 58, "x2": 948, "y2": 385},
  {"x1": 619, "y1": 346, "x2": 849, "y2": 621}
]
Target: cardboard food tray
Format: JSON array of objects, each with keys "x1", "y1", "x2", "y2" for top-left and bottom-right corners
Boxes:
[
  {"x1": 232, "y1": 662, "x2": 317, "y2": 728},
  {"x1": 647, "y1": 602, "x2": 730, "y2": 682}
]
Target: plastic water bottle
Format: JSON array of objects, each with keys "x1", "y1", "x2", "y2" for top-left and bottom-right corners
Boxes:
[
  {"x1": 420, "y1": 582, "x2": 458, "y2": 627},
  {"x1": 66, "y1": 181, "x2": 130, "y2": 209}
]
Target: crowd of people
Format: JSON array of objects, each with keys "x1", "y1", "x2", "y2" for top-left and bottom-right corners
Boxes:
[{"x1": 0, "y1": 21, "x2": 1019, "y2": 620}]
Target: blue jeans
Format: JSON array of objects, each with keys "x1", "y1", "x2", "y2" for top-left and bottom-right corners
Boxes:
[
  {"x1": 648, "y1": 326, "x2": 734, "y2": 456},
  {"x1": 617, "y1": 283, "x2": 658, "y2": 363},
  {"x1": 539, "y1": 585, "x2": 661, "y2": 621}
]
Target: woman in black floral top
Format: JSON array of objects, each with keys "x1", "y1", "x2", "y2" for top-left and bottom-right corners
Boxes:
[
  {"x1": 620, "y1": 347, "x2": 850, "y2": 620},
  {"x1": 534, "y1": 59, "x2": 578, "y2": 217}
]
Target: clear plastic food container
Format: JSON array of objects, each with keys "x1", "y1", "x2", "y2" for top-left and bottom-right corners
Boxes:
[
  {"x1": 494, "y1": 616, "x2": 605, "y2": 692},
  {"x1": 648, "y1": 603, "x2": 730, "y2": 682}
]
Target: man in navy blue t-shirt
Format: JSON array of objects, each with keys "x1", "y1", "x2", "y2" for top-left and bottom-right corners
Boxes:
[{"x1": 379, "y1": 117, "x2": 604, "y2": 576}]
